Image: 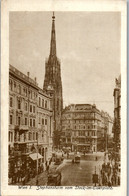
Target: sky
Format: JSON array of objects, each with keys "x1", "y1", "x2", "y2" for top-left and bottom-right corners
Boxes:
[{"x1": 9, "y1": 11, "x2": 121, "y2": 117}]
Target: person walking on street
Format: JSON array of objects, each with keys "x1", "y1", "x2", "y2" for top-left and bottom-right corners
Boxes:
[
  {"x1": 45, "y1": 161, "x2": 48, "y2": 171},
  {"x1": 46, "y1": 164, "x2": 49, "y2": 173},
  {"x1": 67, "y1": 152, "x2": 69, "y2": 159}
]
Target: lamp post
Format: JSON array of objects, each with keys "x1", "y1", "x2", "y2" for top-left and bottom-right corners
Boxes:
[
  {"x1": 104, "y1": 126, "x2": 108, "y2": 163},
  {"x1": 36, "y1": 132, "x2": 38, "y2": 185}
]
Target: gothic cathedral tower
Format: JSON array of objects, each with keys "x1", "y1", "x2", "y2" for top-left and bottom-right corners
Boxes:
[{"x1": 43, "y1": 13, "x2": 63, "y2": 148}]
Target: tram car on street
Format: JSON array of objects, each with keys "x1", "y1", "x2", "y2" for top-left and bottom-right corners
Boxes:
[{"x1": 74, "y1": 154, "x2": 81, "y2": 163}]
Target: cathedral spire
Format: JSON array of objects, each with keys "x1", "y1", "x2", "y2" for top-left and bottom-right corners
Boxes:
[{"x1": 50, "y1": 12, "x2": 56, "y2": 57}]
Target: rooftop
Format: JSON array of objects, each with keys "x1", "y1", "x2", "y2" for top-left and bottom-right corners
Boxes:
[{"x1": 9, "y1": 64, "x2": 38, "y2": 87}]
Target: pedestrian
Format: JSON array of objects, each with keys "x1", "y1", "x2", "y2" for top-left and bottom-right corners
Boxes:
[
  {"x1": 118, "y1": 176, "x2": 120, "y2": 185},
  {"x1": 45, "y1": 161, "x2": 48, "y2": 170},
  {"x1": 47, "y1": 165, "x2": 49, "y2": 173},
  {"x1": 17, "y1": 167, "x2": 20, "y2": 183},
  {"x1": 22, "y1": 173, "x2": 25, "y2": 185},
  {"x1": 111, "y1": 175, "x2": 114, "y2": 186},
  {"x1": 49, "y1": 158, "x2": 51, "y2": 165},
  {"x1": 108, "y1": 181, "x2": 112, "y2": 187},
  {"x1": 114, "y1": 175, "x2": 117, "y2": 185},
  {"x1": 102, "y1": 176, "x2": 105, "y2": 186}
]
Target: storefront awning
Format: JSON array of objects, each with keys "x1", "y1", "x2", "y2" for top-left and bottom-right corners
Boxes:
[{"x1": 29, "y1": 153, "x2": 43, "y2": 160}]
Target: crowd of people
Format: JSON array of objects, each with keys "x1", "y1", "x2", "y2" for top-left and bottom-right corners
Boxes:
[
  {"x1": 100, "y1": 153, "x2": 120, "y2": 187},
  {"x1": 9, "y1": 155, "x2": 59, "y2": 185},
  {"x1": 9, "y1": 160, "x2": 45, "y2": 185}
]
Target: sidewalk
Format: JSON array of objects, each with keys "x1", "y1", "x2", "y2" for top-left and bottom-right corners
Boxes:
[{"x1": 15, "y1": 161, "x2": 65, "y2": 186}]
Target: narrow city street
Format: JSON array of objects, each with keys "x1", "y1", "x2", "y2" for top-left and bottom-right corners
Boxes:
[
  {"x1": 57, "y1": 152, "x2": 104, "y2": 186},
  {"x1": 22, "y1": 152, "x2": 104, "y2": 186}
]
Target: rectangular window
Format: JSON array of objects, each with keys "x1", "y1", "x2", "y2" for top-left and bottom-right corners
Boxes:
[
  {"x1": 39, "y1": 97, "x2": 41, "y2": 106},
  {"x1": 30, "y1": 105, "x2": 32, "y2": 112},
  {"x1": 28, "y1": 132, "x2": 31, "y2": 140},
  {"x1": 25, "y1": 103, "x2": 28, "y2": 111},
  {"x1": 10, "y1": 97, "x2": 13, "y2": 107},
  {"x1": 9, "y1": 132, "x2": 10, "y2": 142},
  {"x1": 45, "y1": 100, "x2": 47, "y2": 108},
  {"x1": 33, "y1": 106, "x2": 35, "y2": 113},
  {"x1": 36, "y1": 132, "x2": 38, "y2": 140},
  {"x1": 33, "y1": 119, "x2": 35, "y2": 127},
  {"x1": 10, "y1": 115, "x2": 13, "y2": 125},
  {"x1": 45, "y1": 119, "x2": 47, "y2": 125},
  {"x1": 42, "y1": 99, "x2": 44, "y2": 107},
  {"x1": 39, "y1": 117, "x2": 40, "y2": 124},
  {"x1": 18, "y1": 100, "x2": 21, "y2": 109},
  {"x1": 25, "y1": 118, "x2": 27, "y2": 125},
  {"x1": 33, "y1": 132, "x2": 35, "y2": 140},
  {"x1": 42, "y1": 118, "x2": 44, "y2": 125},
  {"x1": 18, "y1": 117, "x2": 20, "y2": 125},
  {"x1": 30, "y1": 119, "x2": 32, "y2": 127}
]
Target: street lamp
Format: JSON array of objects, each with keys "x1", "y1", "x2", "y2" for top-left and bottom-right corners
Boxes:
[
  {"x1": 36, "y1": 132, "x2": 39, "y2": 185},
  {"x1": 104, "y1": 126, "x2": 108, "y2": 153}
]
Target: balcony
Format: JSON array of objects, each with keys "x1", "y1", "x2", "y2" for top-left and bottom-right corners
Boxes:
[{"x1": 15, "y1": 125, "x2": 28, "y2": 131}]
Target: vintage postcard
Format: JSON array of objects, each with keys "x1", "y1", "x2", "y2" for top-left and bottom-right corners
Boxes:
[{"x1": 1, "y1": 0, "x2": 127, "y2": 196}]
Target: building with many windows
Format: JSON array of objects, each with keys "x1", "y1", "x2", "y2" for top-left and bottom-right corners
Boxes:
[
  {"x1": 61, "y1": 104, "x2": 113, "y2": 153},
  {"x1": 9, "y1": 64, "x2": 53, "y2": 179}
]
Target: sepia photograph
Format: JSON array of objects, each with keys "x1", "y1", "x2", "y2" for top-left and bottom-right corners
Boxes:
[
  {"x1": 1, "y1": 0, "x2": 127, "y2": 196},
  {"x1": 9, "y1": 11, "x2": 121, "y2": 187}
]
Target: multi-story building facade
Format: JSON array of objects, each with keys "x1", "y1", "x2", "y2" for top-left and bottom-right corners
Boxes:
[
  {"x1": 38, "y1": 89, "x2": 53, "y2": 161},
  {"x1": 61, "y1": 104, "x2": 113, "y2": 153},
  {"x1": 97, "y1": 111, "x2": 113, "y2": 151},
  {"x1": 112, "y1": 75, "x2": 121, "y2": 162},
  {"x1": 9, "y1": 64, "x2": 53, "y2": 178},
  {"x1": 43, "y1": 13, "x2": 63, "y2": 148},
  {"x1": 61, "y1": 104, "x2": 102, "y2": 152}
]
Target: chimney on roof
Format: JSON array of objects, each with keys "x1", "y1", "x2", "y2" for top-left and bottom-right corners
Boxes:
[
  {"x1": 34, "y1": 77, "x2": 37, "y2": 82},
  {"x1": 27, "y1": 72, "x2": 30, "y2": 77}
]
